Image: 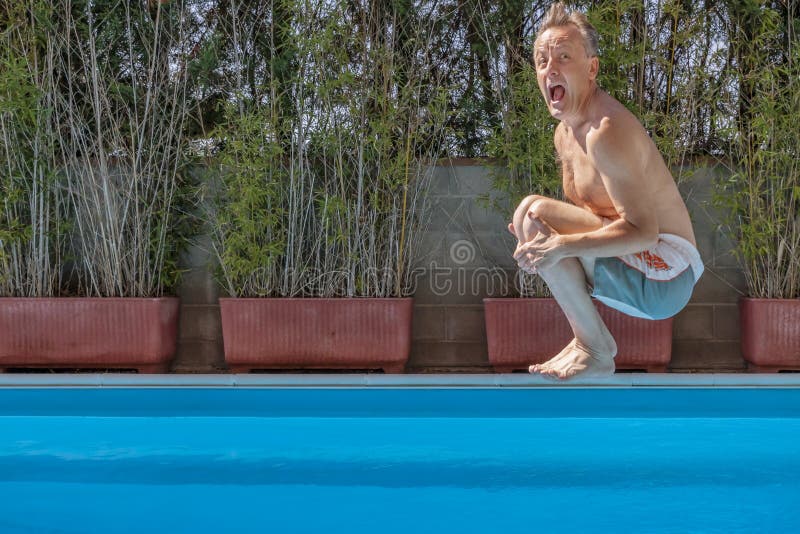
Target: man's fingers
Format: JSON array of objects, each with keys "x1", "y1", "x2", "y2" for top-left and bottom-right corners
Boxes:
[
  {"x1": 515, "y1": 250, "x2": 536, "y2": 263},
  {"x1": 517, "y1": 260, "x2": 536, "y2": 274}
]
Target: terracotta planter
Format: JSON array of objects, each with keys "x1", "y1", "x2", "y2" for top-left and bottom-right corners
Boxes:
[
  {"x1": 740, "y1": 298, "x2": 800, "y2": 372},
  {"x1": 219, "y1": 298, "x2": 413, "y2": 373},
  {"x1": 484, "y1": 298, "x2": 673, "y2": 373},
  {"x1": 0, "y1": 298, "x2": 179, "y2": 373}
]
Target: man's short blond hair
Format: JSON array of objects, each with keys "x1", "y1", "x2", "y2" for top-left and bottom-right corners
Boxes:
[{"x1": 535, "y1": 2, "x2": 599, "y2": 57}]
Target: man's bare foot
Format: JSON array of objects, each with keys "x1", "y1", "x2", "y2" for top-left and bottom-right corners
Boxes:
[
  {"x1": 542, "y1": 338, "x2": 617, "y2": 380},
  {"x1": 529, "y1": 338, "x2": 576, "y2": 374}
]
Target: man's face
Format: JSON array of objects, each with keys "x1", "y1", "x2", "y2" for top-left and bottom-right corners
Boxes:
[{"x1": 534, "y1": 25, "x2": 598, "y2": 120}]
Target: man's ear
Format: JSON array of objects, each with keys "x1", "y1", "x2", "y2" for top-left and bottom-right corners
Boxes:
[{"x1": 588, "y1": 56, "x2": 599, "y2": 80}]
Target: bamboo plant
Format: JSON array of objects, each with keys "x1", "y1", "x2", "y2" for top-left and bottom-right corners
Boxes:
[
  {"x1": 48, "y1": 0, "x2": 194, "y2": 297},
  {"x1": 717, "y1": 4, "x2": 800, "y2": 298},
  {"x1": 203, "y1": 0, "x2": 450, "y2": 298},
  {"x1": 2, "y1": 0, "x2": 194, "y2": 298},
  {"x1": 0, "y1": 0, "x2": 62, "y2": 297}
]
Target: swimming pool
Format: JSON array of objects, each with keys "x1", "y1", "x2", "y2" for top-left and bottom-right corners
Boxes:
[{"x1": 1, "y1": 375, "x2": 799, "y2": 533}]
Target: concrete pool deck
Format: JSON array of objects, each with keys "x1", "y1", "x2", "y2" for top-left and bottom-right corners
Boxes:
[{"x1": 0, "y1": 373, "x2": 799, "y2": 388}]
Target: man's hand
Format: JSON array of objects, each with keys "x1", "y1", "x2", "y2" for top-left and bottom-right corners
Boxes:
[{"x1": 513, "y1": 217, "x2": 565, "y2": 273}]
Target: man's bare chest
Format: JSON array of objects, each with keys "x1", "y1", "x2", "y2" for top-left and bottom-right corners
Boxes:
[{"x1": 560, "y1": 143, "x2": 613, "y2": 210}]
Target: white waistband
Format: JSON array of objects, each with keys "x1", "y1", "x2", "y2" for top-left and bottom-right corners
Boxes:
[
  {"x1": 657, "y1": 233, "x2": 705, "y2": 282},
  {"x1": 615, "y1": 233, "x2": 705, "y2": 282}
]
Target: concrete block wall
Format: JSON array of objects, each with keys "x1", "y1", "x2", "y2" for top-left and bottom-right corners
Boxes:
[
  {"x1": 407, "y1": 161, "x2": 519, "y2": 371},
  {"x1": 670, "y1": 164, "x2": 746, "y2": 371},
  {"x1": 173, "y1": 234, "x2": 226, "y2": 372},
  {"x1": 173, "y1": 160, "x2": 746, "y2": 373}
]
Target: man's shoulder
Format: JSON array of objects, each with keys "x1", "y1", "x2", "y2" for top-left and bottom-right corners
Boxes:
[
  {"x1": 587, "y1": 104, "x2": 646, "y2": 154},
  {"x1": 585, "y1": 104, "x2": 649, "y2": 173}
]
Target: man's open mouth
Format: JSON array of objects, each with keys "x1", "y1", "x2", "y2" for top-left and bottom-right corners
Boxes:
[{"x1": 549, "y1": 84, "x2": 565, "y2": 102}]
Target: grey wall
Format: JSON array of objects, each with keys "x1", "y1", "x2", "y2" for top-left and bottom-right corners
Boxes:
[
  {"x1": 173, "y1": 232, "x2": 226, "y2": 373},
  {"x1": 671, "y1": 164, "x2": 746, "y2": 371},
  {"x1": 173, "y1": 160, "x2": 747, "y2": 373}
]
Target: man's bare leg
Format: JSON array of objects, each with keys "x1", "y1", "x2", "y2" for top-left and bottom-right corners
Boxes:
[
  {"x1": 508, "y1": 196, "x2": 611, "y2": 377},
  {"x1": 510, "y1": 199, "x2": 572, "y2": 373},
  {"x1": 535, "y1": 256, "x2": 617, "y2": 378},
  {"x1": 529, "y1": 256, "x2": 598, "y2": 374}
]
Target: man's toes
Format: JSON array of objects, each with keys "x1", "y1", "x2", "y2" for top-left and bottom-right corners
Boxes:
[
  {"x1": 554, "y1": 365, "x2": 583, "y2": 379},
  {"x1": 530, "y1": 363, "x2": 552, "y2": 375}
]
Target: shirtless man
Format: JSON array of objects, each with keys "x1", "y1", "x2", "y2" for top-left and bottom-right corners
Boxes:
[{"x1": 508, "y1": 3, "x2": 704, "y2": 379}]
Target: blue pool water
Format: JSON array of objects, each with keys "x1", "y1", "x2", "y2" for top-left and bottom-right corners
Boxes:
[{"x1": 0, "y1": 387, "x2": 799, "y2": 533}]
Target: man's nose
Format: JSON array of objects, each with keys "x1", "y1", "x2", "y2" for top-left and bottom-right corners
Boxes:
[{"x1": 545, "y1": 57, "x2": 558, "y2": 75}]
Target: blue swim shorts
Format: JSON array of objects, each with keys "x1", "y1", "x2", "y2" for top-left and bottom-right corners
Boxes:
[{"x1": 591, "y1": 234, "x2": 704, "y2": 320}]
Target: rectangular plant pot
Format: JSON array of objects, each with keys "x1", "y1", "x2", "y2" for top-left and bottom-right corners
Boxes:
[
  {"x1": 0, "y1": 298, "x2": 180, "y2": 373},
  {"x1": 219, "y1": 298, "x2": 413, "y2": 373},
  {"x1": 484, "y1": 298, "x2": 673, "y2": 373},
  {"x1": 740, "y1": 297, "x2": 800, "y2": 372}
]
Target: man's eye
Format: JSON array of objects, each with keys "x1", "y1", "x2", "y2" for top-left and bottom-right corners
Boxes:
[{"x1": 561, "y1": 53, "x2": 570, "y2": 59}]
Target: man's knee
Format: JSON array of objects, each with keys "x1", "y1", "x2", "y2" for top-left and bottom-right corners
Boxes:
[
  {"x1": 515, "y1": 194, "x2": 545, "y2": 216},
  {"x1": 528, "y1": 197, "x2": 558, "y2": 222}
]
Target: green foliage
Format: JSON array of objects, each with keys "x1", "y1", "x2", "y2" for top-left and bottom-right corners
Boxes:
[
  {"x1": 206, "y1": 0, "x2": 450, "y2": 297},
  {"x1": 587, "y1": 0, "x2": 642, "y2": 104},
  {"x1": 0, "y1": 0, "x2": 195, "y2": 297},
  {"x1": 486, "y1": 64, "x2": 560, "y2": 208},
  {"x1": 585, "y1": 0, "x2": 720, "y2": 174},
  {"x1": 210, "y1": 106, "x2": 288, "y2": 297},
  {"x1": 0, "y1": 0, "x2": 62, "y2": 297},
  {"x1": 66, "y1": 0, "x2": 192, "y2": 297},
  {"x1": 715, "y1": 2, "x2": 800, "y2": 298},
  {"x1": 3, "y1": 0, "x2": 799, "y2": 300}
]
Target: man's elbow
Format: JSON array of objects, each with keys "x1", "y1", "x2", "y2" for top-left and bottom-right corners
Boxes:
[
  {"x1": 624, "y1": 219, "x2": 658, "y2": 249},
  {"x1": 639, "y1": 224, "x2": 659, "y2": 249}
]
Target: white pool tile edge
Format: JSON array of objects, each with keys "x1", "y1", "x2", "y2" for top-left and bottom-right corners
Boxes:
[{"x1": 0, "y1": 373, "x2": 798, "y2": 388}]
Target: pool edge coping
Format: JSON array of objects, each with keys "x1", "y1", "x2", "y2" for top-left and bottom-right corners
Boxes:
[{"x1": 0, "y1": 373, "x2": 799, "y2": 388}]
